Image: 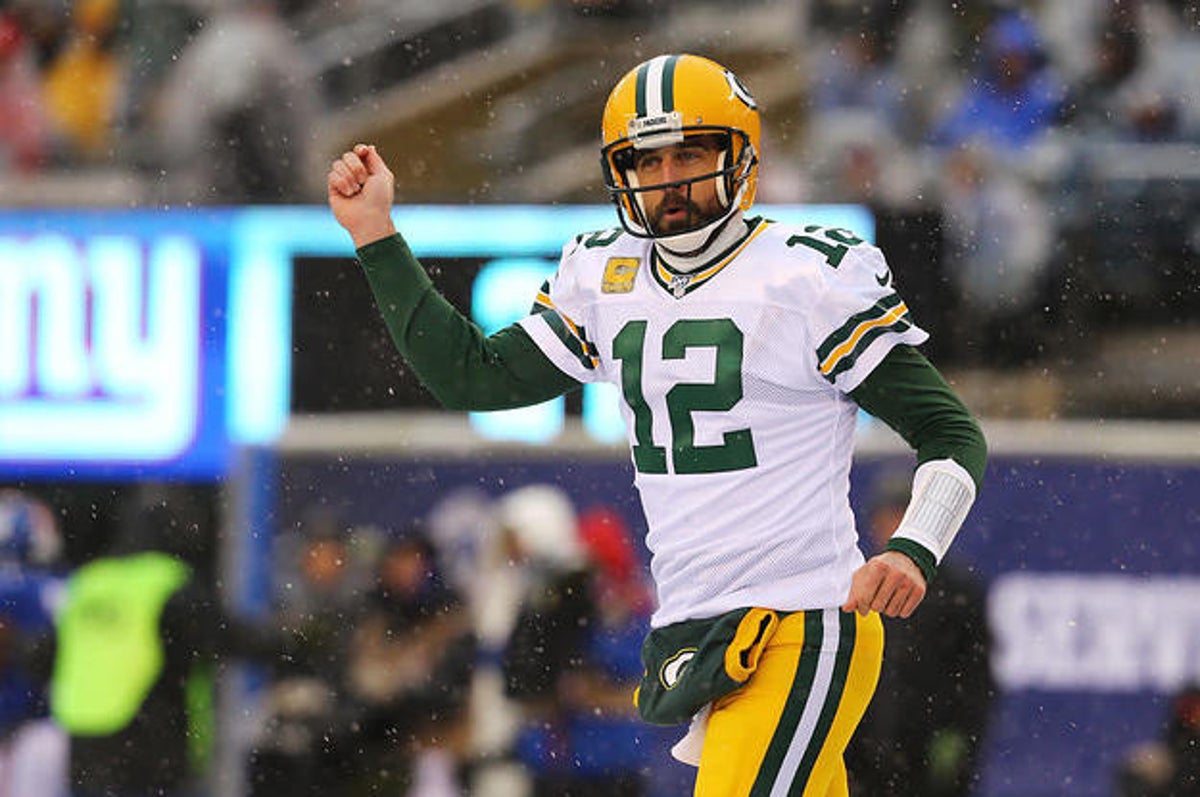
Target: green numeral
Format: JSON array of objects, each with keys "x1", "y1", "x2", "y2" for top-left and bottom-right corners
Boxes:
[
  {"x1": 614, "y1": 318, "x2": 757, "y2": 475},
  {"x1": 583, "y1": 228, "x2": 622, "y2": 249},
  {"x1": 613, "y1": 321, "x2": 667, "y2": 474},
  {"x1": 786, "y1": 225, "x2": 864, "y2": 268}
]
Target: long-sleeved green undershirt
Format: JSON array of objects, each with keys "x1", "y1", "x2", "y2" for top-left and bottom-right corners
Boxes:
[
  {"x1": 358, "y1": 233, "x2": 987, "y2": 580},
  {"x1": 358, "y1": 234, "x2": 579, "y2": 410},
  {"x1": 848, "y1": 346, "x2": 987, "y2": 581}
]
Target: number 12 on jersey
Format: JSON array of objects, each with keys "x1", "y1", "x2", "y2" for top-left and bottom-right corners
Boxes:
[{"x1": 613, "y1": 318, "x2": 757, "y2": 475}]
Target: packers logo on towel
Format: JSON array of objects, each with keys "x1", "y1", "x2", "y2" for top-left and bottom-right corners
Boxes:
[
  {"x1": 660, "y1": 647, "x2": 697, "y2": 689},
  {"x1": 602, "y1": 257, "x2": 640, "y2": 294}
]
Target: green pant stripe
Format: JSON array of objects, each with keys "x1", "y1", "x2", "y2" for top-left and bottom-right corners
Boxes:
[
  {"x1": 749, "y1": 610, "x2": 824, "y2": 796},
  {"x1": 787, "y1": 610, "x2": 857, "y2": 794}
]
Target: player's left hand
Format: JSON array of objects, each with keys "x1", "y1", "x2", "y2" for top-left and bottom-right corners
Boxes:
[{"x1": 841, "y1": 550, "x2": 926, "y2": 618}]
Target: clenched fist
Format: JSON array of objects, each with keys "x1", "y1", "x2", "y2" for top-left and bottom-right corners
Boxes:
[
  {"x1": 327, "y1": 144, "x2": 397, "y2": 249},
  {"x1": 842, "y1": 550, "x2": 927, "y2": 618}
]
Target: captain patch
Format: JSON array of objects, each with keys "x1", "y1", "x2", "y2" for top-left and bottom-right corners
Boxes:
[{"x1": 602, "y1": 257, "x2": 640, "y2": 293}]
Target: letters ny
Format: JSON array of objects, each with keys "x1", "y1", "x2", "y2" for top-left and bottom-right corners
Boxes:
[{"x1": 0, "y1": 235, "x2": 201, "y2": 462}]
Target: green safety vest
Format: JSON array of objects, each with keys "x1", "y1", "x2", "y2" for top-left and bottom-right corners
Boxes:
[{"x1": 51, "y1": 551, "x2": 191, "y2": 736}]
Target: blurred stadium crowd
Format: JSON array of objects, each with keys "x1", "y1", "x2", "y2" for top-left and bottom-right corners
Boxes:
[
  {"x1": 778, "y1": 0, "x2": 1200, "y2": 399},
  {"x1": 6, "y1": 472, "x2": 1199, "y2": 797},
  {"x1": 0, "y1": 482, "x2": 694, "y2": 797},
  {"x1": 3, "y1": 0, "x2": 1199, "y2": 417},
  {"x1": 0, "y1": 0, "x2": 322, "y2": 201}
]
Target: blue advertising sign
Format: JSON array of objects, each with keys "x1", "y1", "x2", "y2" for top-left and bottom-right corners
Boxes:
[
  {"x1": 0, "y1": 204, "x2": 871, "y2": 480},
  {"x1": 0, "y1": 210, "x2": 263, "y2": 479},
  {"x1": 244, "y1": 444, "x2": 1200, "y2": 797},
  {"x1": 0, "y1": 208, "x2": 339, "y2": 478}
]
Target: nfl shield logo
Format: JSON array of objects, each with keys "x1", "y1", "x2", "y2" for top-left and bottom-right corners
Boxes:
[{"x1": 670, "y1": 274, "x2": 691, "y2": 298}]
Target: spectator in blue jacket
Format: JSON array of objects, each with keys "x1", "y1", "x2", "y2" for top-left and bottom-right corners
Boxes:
[
  {"x1": 929, "y1": 10, "x2": 1068, "y2": 151},
  {"x1": 0, "y1": 490, "x2": 67, "y2": 797}
]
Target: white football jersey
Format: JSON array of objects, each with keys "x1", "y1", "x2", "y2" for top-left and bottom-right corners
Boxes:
[{"x1": 518, "y1": 218, "x2": 928, "y2": 627}]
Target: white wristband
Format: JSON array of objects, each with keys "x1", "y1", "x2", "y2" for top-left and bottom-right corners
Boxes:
[{"x1": 890, "y1": 458, "x2": 977, "y2": 563}]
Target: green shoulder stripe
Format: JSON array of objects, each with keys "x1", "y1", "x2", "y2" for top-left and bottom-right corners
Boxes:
[
  {"x1": 817, "y1": 293, "x2": 914, "y2": 382},
  {"x1": 539, "y1": 310, "x2": 598, "y2": 370},
  {"x1": 529, "y1": 279, "x2": 553, "y2": 314}
]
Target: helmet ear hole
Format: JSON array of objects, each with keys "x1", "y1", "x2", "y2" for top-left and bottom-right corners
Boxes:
[
  {"x1": 738, "y1": 140, "x2": 759, "y2": 211},
  {"x1": 611, "y1": 147, "x2": 636, "y2": 173},
  {"x1": 714, "y1": 150, "x2": 729, "y2": 207}
]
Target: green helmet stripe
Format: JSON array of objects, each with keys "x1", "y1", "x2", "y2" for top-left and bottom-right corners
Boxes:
[
  {"x1": 635, "y1": 62, "x2": 649, "y2": 116},
  {"x1": 636, "y1": 55, "x2": 679, "y2": 118},
  {"x1": 661, "y1": 54, "x2": 678, "y2": 112}
]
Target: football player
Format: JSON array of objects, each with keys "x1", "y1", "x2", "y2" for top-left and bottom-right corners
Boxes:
[{"x1": 328, "y1": 53, "x2": 987, "y2": 797}]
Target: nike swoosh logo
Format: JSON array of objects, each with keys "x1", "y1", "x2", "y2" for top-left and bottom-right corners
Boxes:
[{"x1": 875, "y1": 269, "x2": 890, "y2": 286}]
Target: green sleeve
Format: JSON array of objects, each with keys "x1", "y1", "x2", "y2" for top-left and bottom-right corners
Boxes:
[
  {"x1": 356, "y1": 234, "x2": 581, "y2": 411},
  {"x1": 850, "y1": 345, "x2": 988, "y2": 583},
  {"x1": 849, "y1": 345, "x2": 987, "y2": 489}
]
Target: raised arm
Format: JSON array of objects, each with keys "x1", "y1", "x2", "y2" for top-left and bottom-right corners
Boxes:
[{"x1": 327, "y1": 145, "x2": 580, "y2": 410}]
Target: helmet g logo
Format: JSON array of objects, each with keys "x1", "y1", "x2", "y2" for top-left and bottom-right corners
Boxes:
[{"x1": 724, "y1": 70, "x2": 757, "y2": 110}]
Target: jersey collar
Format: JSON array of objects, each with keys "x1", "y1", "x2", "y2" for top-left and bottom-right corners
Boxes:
[{"x1": 651, "y1": 217, "x2": 768, "y2": 299}]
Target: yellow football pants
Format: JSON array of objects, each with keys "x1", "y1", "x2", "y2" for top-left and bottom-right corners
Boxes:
[{"x1": 694, "y1": 608, "x2": 884, "y2": 797}]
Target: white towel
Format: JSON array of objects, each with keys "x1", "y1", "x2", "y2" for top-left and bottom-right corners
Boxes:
[{"x1": 670, "y1": 703, "x2": 711, "y2": 767}]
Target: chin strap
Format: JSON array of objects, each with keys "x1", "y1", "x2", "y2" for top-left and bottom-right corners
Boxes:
[
  {"x1": 656, "y1": 206, "x2": 741, "y2": 262},
  {"x1": 887, "y1": 458, "x2": 977, "y2": 575}
]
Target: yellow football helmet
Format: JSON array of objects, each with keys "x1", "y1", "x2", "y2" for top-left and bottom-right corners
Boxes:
[{"x1": 601, "y1": 53, "x2": 761, "y2": 242}]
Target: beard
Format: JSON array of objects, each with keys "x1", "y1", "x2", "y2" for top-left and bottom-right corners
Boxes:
[{"x1": 648, "y1": 190, "x2": 721, "y2": 233}]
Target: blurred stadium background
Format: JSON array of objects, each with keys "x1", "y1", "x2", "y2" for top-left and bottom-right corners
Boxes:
[{"x1": 2, "y1": 0, "x2": 1200, "y2": 795}]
